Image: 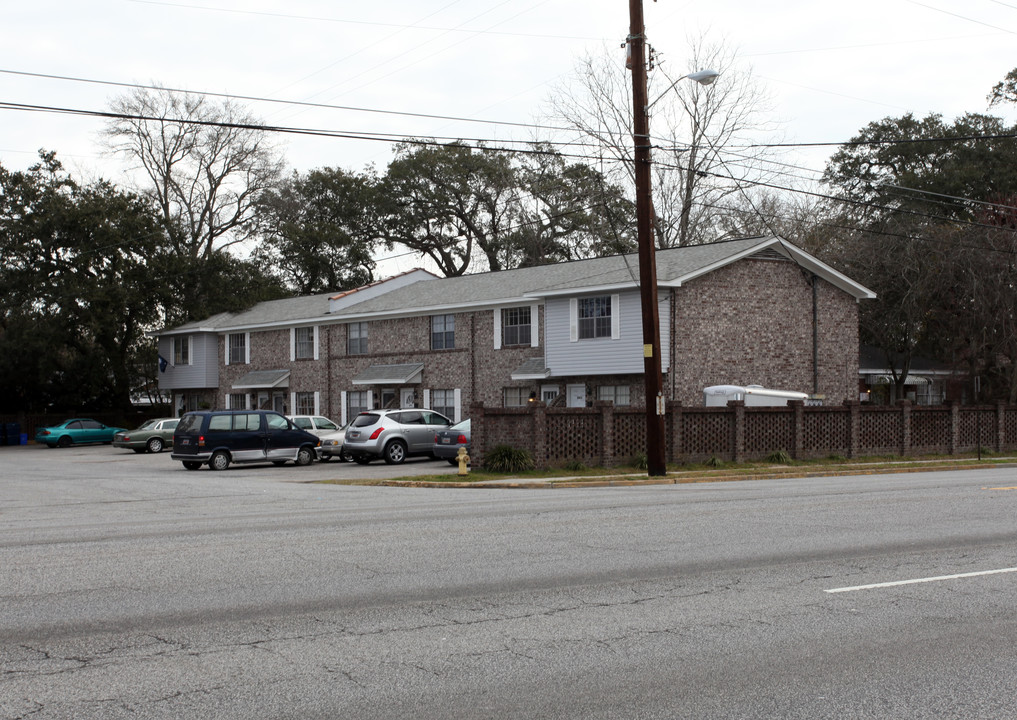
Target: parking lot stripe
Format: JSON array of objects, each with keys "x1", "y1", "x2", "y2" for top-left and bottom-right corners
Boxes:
[{"x1": 825, "y1": 567, "x2": 1017, "y2": 594}]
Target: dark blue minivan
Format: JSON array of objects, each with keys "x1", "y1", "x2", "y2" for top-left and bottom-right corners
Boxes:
[{"x1": 171, "y1": 410, "x2": 320, "y2": 471}]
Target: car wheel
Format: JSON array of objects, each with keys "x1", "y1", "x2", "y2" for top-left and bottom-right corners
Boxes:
[
  {"x1": 147, "y1": 437, "x2": 164, "y2": 453},
  {"x1": 339, "y1": 449, "x2": 352, "y2": 463},
  {"x1": 353, "y1": 455, "x2": 372, "y2": 465},
  {"x1": 383, "y1": 440, "x2": 407, "y2": 465},
  {"x1": 57, "y1": 436, "x2": 72, "y2": 448},
  {"x1": 446, "y1": 458, "x2": 458, "y2": 466},
  {"x1": 182, "y1": 461, "x2": 202, "y2": 470},
  {"x1": 295, "y1": 446, "x2": 315, "y2": 466},
  {"x1": 209, "y1": 450, "x2": 230, "y2": 471}
]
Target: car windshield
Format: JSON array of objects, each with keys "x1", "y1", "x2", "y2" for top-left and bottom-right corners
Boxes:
[
  {"x1": 176, "y1": 414, "x2": 203, "y2": 434},
  {"x1": 450, "y1": 419, "x2": 470, "y2": 431},
  {"x1": 352, "y1": 413, "x2": 380, "y2": 428}
]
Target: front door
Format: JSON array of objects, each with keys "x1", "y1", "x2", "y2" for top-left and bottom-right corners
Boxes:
[
  {"x1": 567, "y1": 384, "x2": 586, "y2": 408},
  {"x1": 381, "y1": 388, "x2": 396, "y2": 409},
  {"x1": 401, "y1": 388, "x2": 416, "y2": 408}
]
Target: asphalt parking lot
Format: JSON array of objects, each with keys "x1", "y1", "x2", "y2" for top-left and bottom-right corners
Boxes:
[{"x1": 2, "y1": 441, "x2": 455, "y2": 482}]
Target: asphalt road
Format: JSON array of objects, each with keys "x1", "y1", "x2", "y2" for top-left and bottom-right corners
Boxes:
[{"x1": 2, "y1": 444, "x2": 1017, "y2": 719}]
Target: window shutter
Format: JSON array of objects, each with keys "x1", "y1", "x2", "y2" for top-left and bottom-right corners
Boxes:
[
  {"x1": 187, "y1": 336, "x2": 193, "y2": 366},
  {"x1": 224, "y1": 335, "x2": 229, "y2": 366},
  {"x1": 531, "y1": 303, "x2": 539, "y2": 347},
  {"x1": 569, "y1": 298, "x2": 578, "y2": 342},
  {"x1": 245, "y1": 333, "x2": 251, "y2": 364},
  {"x1": 289, "y1": 329, "x2": 295, "y2": 362},
  {"x1": 290, "y1": 392, "x2": 296, "y2": 414},
  {"x1": 423, "y1": 389, "x2": 431, "y2": 409},
  {"x1": 340, "y1": 391, "x2": 348, "y2": 426},
  {"x1": 611, "y1": 294, "x2": 621, "y2": 339},
  {"x1": 493, "y1": 309, "x2": 502, "y2": 350},
  {"x1": 224, "y1": 393, "x2": 231, "y2": 410},
  {"x1": 314, "y1": 391, "x2": 320, "y2": 415},
  {"x1": 454, "y1": 388, "x2": 462, "y2": 423},
  {"x1": 313, "y1": 326, "x2": 320, "y2": 361}
]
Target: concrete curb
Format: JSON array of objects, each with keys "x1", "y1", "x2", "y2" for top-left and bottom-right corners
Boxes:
[{"x1": 369, "y1": 460, "x2": 1017, "y2": 489}]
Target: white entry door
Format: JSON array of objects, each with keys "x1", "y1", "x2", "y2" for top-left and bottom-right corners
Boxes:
[
  {"x1": 401, "y1": 388, "x2": 416, "y2": 408},
  {"x1": 567, "y1": 384, "x2": 586, "y2": 408}
]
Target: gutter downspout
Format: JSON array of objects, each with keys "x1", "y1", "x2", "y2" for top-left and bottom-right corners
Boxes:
[{"x1": 812, "y1": 274, "x2": 819, "y2": 395}]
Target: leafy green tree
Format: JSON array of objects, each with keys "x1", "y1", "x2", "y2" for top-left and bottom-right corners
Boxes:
[
  {"x1": 257, "y1": 167, "x2": 377, "y2": 294},
  {"x1": 0, "y1": 153, "x2": 169, "y2": 411}
]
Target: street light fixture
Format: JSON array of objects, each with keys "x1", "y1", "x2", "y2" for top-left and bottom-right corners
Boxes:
[{"x1": 627, "y1": 0, "x2": 719, "y2": 476}]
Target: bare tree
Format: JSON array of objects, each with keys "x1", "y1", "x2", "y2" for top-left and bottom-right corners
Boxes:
[
  {"x1": 103, "y1": 87, "x2": 284, "y2": 259},
  {"x1": 545, "y1": 36, "x2": 779, "y2": 247}
]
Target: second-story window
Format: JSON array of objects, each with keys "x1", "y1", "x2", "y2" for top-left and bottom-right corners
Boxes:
[
  {"x1": 502, "y1": 307, "x2": 531, "y2": 346},
  {"x1": 578, "y1": 296, "x2": 612, "y2": 339},
  {"x1": 295, "y1": 326, "x2": 314, "y2": 360},
  {"x1": 228, "y1": 333, "x2": 247, "y2": 364},
  {"x1": 432, "y1": 314, "x2": 455, "y2": 350},
  {"x1": 172, "y1": 336, "x2": 189, "y2": 365},
  {"x1": 348, "y1": 322, "x2": 368, "y2": 355}
]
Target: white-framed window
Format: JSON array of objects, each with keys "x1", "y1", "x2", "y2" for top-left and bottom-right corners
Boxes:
[
  {"x1": 172, "y1": 336, "x2": 190, "y2": 365},
  {"x1": 227, "y1": 392, "x2": 248, "y2": 410},
  {"x1": 504, "y1": 387, "x2": 529, "y2": 407},
  {"x1": 228, "y1": 333, "x2": 248, "y2": 364},
  {"x1": 502, "y1": 307, "x2": 531, "y2": 346},
  {"x1": 578, "y1": 296, "x2": 611, "y2": 339},
  {"x1": 348, "y1": 390, "x2": 370, "y2": 417},
  {"x1": 294, "y1": 326, "x2": 315, "y2": 360},
  {"x1": 348, "y1": 322, "x2": 368, "y2": 355},
  {"x1": 597, "y1": 385, "x2": 631, "y2": 406},
  {"x1": 431, "y1": 389, "x2": 456, "y2": 419},
  {"x1": 541, "y1": 385, "x2": 559, "y2": 403},
  {"x1": 295, "y1": 391, "x2": 315, "y2": 415},
  {"x1": 431, "y1": 314, "x2": 455, "y2": 350}
]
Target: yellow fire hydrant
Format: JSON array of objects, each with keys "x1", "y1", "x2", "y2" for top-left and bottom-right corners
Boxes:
[{"x1": 456, "y1": 446, "x2": 470, "y2": 476}]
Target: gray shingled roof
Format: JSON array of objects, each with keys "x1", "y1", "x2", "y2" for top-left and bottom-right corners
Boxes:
[{"x1": 157, "y1": 237, "x2": 874, "y2": 333}]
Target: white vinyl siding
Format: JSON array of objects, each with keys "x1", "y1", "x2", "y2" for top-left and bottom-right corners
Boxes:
[{"x1": 549, "y1": 292, "x2": 670, "y2": 376}]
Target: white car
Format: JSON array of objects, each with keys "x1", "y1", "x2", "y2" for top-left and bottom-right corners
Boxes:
[{"x1": 287, "y1": 415, "x2": 349, "y2": 462}]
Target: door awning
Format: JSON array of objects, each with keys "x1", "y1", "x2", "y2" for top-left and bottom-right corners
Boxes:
[
  {"x1": 867, "y1": 374, "x2": 930, "y2": 386},
  {"x1": 511, "y1": 358, "x2": 551, "y2": 381},
  {"x1": 352, "y1": 363, "x2": 424, "y2": 385},
  {"x1": 232, "y1": 369, "x2": 290, "y2": 389}
]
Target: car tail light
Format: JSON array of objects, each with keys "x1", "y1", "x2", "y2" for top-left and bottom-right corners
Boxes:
[
  {"x1": 457, "y1": 434, "x2": 467, "y2": 444},
  {"x1": 434, "y1": 434, "x2": 439, "y2": 443},
  {"x1": 39, "y1": 430, "x2": 50, "y2": 436},
  {"x1": 122, "y1": 435, "x2": 131, "y2": 441},
  {"x1": 369, "y1": 427, "x2": 384, "y2": 440},
  {"x1": 198, "y1": 435, "x2": 205, "y2": 447}
]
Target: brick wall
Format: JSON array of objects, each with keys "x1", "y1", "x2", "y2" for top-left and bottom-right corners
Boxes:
[{"x1": 670, "y1": 257, "x2": 859, "y2": 406}]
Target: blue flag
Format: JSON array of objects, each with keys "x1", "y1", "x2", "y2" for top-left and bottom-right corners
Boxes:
[{"x1": 158, "y1": 355, "x2": 168, "y2": 373}]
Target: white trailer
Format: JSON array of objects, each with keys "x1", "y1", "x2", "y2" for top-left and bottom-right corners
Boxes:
[{"x1": 703, "y1": 385, "x2": 809, "y2": 407}]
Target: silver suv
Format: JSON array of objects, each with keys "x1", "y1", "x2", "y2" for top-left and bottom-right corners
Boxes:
[{"x1": 343, "y1": 409, "x2": 452, "y2": 464}]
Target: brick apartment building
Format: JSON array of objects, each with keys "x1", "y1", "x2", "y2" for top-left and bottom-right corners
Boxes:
[{"x1": 153, "y1": 236, "x2": 875, "y2": 422}]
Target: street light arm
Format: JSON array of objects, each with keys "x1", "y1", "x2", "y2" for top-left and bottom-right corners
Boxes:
[{"x1": 646, "y1": 68, "x2": 720, "y2": 110}]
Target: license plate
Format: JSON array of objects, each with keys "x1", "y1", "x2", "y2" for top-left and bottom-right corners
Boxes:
[
  {"x1": 180, "y1": 438, "x2": 190, "y2": 446},
  {"x1": 442, "y1": 437, "x2": 451, "y2": 444}
]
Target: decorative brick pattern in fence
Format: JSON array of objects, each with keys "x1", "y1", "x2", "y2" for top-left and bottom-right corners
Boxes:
[{"x1": 469, "y1": 401, "x2": 1017, "y2": 469}]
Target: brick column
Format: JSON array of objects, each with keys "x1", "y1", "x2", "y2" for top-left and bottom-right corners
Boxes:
[
  {"x1": 729, "y1": 400, "x2": 745, "y2": 463},
  {"x1": 898, "y1": 399, "x2": 912, "y2": 457},
  {"x1": 598, "y1": 401, "x2": 615, "y2": 468},
  {"x1": 844, "y1": 400, "x2": 860, "y2": 459},
  {"x1": 667, "y1": 401, "x2": 683, "y2": 464},
  {"x1": 948, "y1": 402, "x2": 959, "y2": 455},
  {"x1": 470, "y1": 402, "x2": 485, "y2": 469},
  {"x1": 790, "y1": 400, "x2": 804, "y2": 460},
  {"x1": 997, "y1": 402, "x2": 1006, "y2": 452},
  {"x1": 532, "y1": 401, "x2": 547, "y2": 470}
]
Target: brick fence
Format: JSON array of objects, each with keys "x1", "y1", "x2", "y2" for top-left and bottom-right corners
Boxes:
[{"x1": 469, "y1": 400, "x2": 1014, "y2": 469}]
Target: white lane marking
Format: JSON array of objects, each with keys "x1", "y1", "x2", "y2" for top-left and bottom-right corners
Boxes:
[{"x1": 826, "y1": 567, "x2": 1017, "y2": 594}]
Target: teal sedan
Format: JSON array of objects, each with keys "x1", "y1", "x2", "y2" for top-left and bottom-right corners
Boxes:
[{"x1": 34, "y1": 418, "x2": 127, "y2": 448}]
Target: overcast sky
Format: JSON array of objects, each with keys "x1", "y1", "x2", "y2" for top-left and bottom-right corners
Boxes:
[{"x1": 2, "y1": 0, "x2": 1016, "y2": 269}]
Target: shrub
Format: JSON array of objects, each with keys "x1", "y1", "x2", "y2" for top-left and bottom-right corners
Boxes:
[
  {"x1": 630, "y1": 452, "x2": 648, "y2": 470},
  {"x1": 766, "y1": 449, "x2": 792, "y2": 464},
  {"x1": 484, "y1": 445, "x2": 535, "y2": 473},
  {"x1": 563, "y1": 460, "x2": 586, "y2": 472},
  {"x1": 705, "y1": 455, "x2": 724, "y2": 467}
]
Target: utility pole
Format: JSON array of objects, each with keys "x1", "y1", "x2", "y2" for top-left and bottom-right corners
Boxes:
[{"x1": 627, "y1": 0, "x2": 667, "y2": 476}]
